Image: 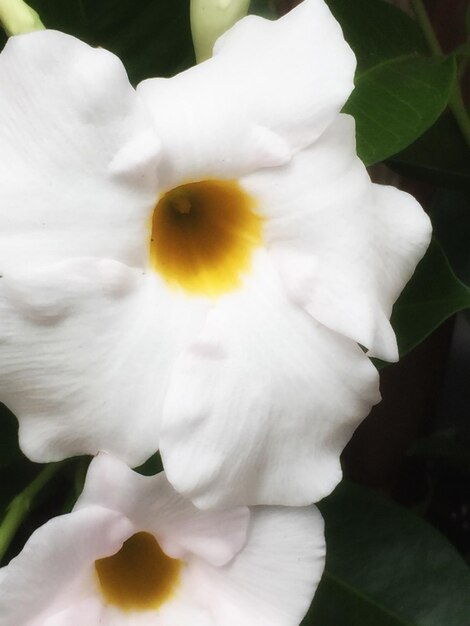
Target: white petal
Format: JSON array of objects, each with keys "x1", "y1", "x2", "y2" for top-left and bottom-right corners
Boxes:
[
  {"x1": 38, "y1": 598, "x2": 104, "y2": 626},
  {"x1": 243, "y1": 114, "x2": 432, "y2": 362},
  {"x1": 160, "y1": 250, "x2": 380, "y2": 508},
  {"x1": 0, "y1": 259, "x2": 208, "y2": 466},
  {"x1": 137, "y1": 0, "x2": 355, "y2": 187},
  {"x1": 76, "y1": 454, "x2": 250, "y2": 567},
  {"x1": 0, "y1": 30, "x2": 160, "y2": 274},
  {"x1": 189, "y1": 505, "x2": 325, "y2": 626},
  {"x1": 0, "y1": 507, "x2": 133, "y2": 626}
]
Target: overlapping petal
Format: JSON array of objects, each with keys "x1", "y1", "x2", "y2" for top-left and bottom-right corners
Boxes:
[
  {"x1": 193, "y1": 506, "x2": 325, "y2": 626},
  {"x1": 242, "y1": 114, "x2": 432, "y2": 362},
  {"x1": 0, "y1": 455, "x2": 325, "y2": 626},
  {"x1": 0, "y1": 259, "x2": 207, "y2": 465},
  {"x1": 137, "y1": 0, "x2": 355, "y2": 188},
  {"x1": 76, "y1": 453, "x2": 250, "y2": 567},
  {"x1": 160, "y1": 250, "x2": 380, "y2": 508}
]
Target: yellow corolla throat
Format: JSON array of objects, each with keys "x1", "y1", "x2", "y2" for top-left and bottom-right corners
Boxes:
[
  {"x1": 149, "y1": 179, "x2": 263, "y2": 296},
  {"x1": 95, "y1": 532, "x2": 182, "y2": 612}
]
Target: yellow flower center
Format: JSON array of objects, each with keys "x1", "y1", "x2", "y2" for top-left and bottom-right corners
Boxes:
[
  {"x1": 95, "y1": 532, "x2": 182, "y2": 612},
  {"x1": 149, "y1": 179, "x2": 263, "y2": 296}
]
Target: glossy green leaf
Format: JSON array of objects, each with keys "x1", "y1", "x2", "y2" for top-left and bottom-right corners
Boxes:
[
  {"x1": 391, "y1": 239, "x2": 470, "y2": 357},
  {"x1": 303, "y1": 481, "x2": 470, "y2": 626},
  {"x1": 326, "y1": 0, "x2": 427, "y2": 71},
  {"x1": 25, "y1": 0, "x2": 195, "y2": 82},
  {"x1": 326, "y1": 0, "x2": 456, "y2": 165},
  {"x1": 345, "y1": 55, "x2": 456, "y2": 165}
]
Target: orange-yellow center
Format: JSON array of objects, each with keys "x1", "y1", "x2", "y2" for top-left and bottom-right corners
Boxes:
[
  {"x1": 95, "y1": 532, "x2": 181, "y2": 612},
  {"x1": 149, "y1": 179, "x2": 263, "y2": 296}
]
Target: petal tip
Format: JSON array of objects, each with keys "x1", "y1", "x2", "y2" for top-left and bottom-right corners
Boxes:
[
  {"x1": 250, "y1": 125, "x2": 293, "y2": 167},
  {"x1": 108, "y1": 130, "x2": 162, "y2": 181}
]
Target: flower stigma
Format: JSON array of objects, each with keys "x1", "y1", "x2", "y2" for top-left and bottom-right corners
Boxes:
[
  {"x1": 95, "y1": 532, "x2": 182, "y2": 611},
  {"x1": 149, "y1": 179, "x2": 263, "y2": 296}
]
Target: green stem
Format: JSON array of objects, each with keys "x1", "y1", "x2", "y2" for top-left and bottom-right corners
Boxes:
[
  {"x1": 411, "y1": 0, "x2": 470, "y2": 149},
  {"x1": 0, "y1": 461, "x2": 65, "y2": 563},
  {"x1": 410, "y1": 0, "x2": 441, "y2": 55}
]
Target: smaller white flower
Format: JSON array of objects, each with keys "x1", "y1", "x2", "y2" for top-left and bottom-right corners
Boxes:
[{"x1": 0, "y1": 454, "x2": 325, "y2": 626}]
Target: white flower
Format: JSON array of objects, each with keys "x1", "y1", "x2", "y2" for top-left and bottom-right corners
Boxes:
[
  {"x1": 0, "y1": 454, "x2": 325, "y2": 626},
  {"x1": 0, "y1": 0, "x2": 431, "y2": 507}
]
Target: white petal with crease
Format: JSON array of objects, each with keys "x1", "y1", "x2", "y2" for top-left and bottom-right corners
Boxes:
[
  {"x1": 137, "y1": 0, "x2": 355, "y2": 187},
  {"x1": 160, "y1": 250, "x2": 380, "y2": 508},
  {"x1": 243, "y1": 114, "x2": 432, "y2": 362},
  {"x1": 0, "y1": 259, "x2": 208, "y2": 466},
  {"x1": 0, "y1": 30, "x2": 159, "y2": 274},
  {"x1": 76, "y1": 454, "x2": 250, "y2": 567},
  {"x1": 191, "y1": 506, "x2": 325, "y2": 626}
]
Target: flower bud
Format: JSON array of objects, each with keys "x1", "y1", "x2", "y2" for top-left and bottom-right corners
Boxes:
[
  {"x1": 190, "y1": 0, "x2": 250, "y2": 62},
  {"x1": 0, "y1": 0, "x2": 44, "y2": 36}
]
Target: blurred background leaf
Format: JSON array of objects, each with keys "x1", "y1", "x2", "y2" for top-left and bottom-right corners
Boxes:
[
  {"x1": 389, "y1": 113, "x2": 470, "y2": 191},
  {"x1": 0, "y1": 0, "x2": 195, "y2": 82},
  {"x1": 391, "y1": 239, "x2": 470, "y2": 357},
  {"x1": 302, "y1": 481, "x2": 470, "y2": 626}
]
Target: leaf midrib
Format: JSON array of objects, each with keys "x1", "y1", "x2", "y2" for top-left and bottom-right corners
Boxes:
[
  {"x1": 355, "y1": 51, "x2": 432, "y2": 82},
  {"x1": 323, "y1": 569, "x2": 416, "y2": 626}
]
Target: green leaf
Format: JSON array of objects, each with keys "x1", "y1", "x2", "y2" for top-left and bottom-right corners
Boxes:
[
  {"x1": 27, "y1": 0, "x2": 195, "y2": 83},
  {"x1": 326, "y1": 0, "x2": 456, "y2": 164},
  {"x1": 389, "y1": 113, "x2": 470, "y2": 191},
  {"x1": 303, "y1": 481, "x2": 470, "y2": 626},
  {"x1": 391, "y1": 239, "x2": 470, "y2": 357},
  {"x1": 326, "y1": 0, "x2": 427, "y2": 72},
  {"x1": 345, "y1": 55, "x2": 456, "y2": 165}
]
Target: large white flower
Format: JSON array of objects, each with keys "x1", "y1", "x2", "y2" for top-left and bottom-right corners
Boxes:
[
  {"x1": 0, "y1": 0, "x2": 431, "y2": 507},
  {"x1": 0, "y1": 454, "x2": 325, "y2": 626}
]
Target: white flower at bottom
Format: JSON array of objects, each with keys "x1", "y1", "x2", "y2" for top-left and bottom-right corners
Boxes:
[
  {"x1": 0, "y1": 454, "x2": 325, "y2": 626},
  {"x1": 0, "y1": 0, "x2": 432, "y2": 508}
]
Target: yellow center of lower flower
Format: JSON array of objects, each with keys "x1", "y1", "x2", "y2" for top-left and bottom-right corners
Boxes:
[
  {"x1": 95, "y1": 532, "x2": 182, "y2": 611},
  {"x1": 150, "y1": 179, "x2": 263, "y2": 296}
]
